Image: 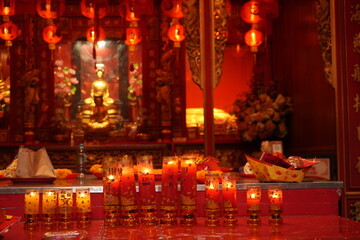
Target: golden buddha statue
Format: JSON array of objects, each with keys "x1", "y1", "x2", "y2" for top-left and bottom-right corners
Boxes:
[
  {"x1": 84, "y1": 65, "x2": 114, "y2": 107},
  {"x1": 81, "y1": 64, "x2": 119, "y2": 135}
]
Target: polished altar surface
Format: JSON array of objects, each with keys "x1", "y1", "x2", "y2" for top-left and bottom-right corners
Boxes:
[
  {"x1": 0, "y1": 216, "x2": 359, "y2": 239},
  {"x1": 0, "y1": 175, "x2": 344, "y2": 194}
]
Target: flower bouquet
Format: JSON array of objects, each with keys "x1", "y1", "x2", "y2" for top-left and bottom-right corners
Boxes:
[{"x1": 232, "y1": 92, "x2": 293, "y2": 142}]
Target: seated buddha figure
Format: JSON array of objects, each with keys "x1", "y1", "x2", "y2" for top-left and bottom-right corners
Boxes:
[
  {"x1": 84, "y1": 66, "x2": 114, "y2": 107},
  {"x1": 81, "y1": 66, "x2": 119, "y2": 133}
]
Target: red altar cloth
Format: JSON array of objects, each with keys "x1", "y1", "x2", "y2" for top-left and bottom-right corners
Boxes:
[{"x1": 0, "y1": 216, "x2": 359, "y2": 239}]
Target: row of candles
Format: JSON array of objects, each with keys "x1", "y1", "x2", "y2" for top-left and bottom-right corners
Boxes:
[
  {"x1": 24, "y1": 188, "x2": 91, "y2": 230},
  {"x1": 101, "y1": 155, "x2": 284, "y2": 227},
  {"x1": 23, "y1": 155, "x2": 284, "y2": 229}
]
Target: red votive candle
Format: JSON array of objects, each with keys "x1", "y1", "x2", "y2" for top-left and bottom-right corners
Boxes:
[
  {"x1": 137, "y1": 155, "x2": 156, "y2": 207},
  {"x1": 161, "y1": 156, "x2": 179, "y2": 207},
  {"x1": 246, "y1": 186, "x2": 261, "y2": 206},
  {"x1": 180, "y1": 155, "x2": 197, "y2": 206},
  {"x1": 103, "y1": 158, "x2": 121, "y2": 206},
  {"x1": 222, "y1": 172, "x2": 237, "y2": 209},
  {"x1": 268, "y1": 186, "x2": 283, "y2": 205},
  {"x1": 205, "y1": 172, "x2": 220, "y2": 210},
  {"x1": 119, "y1": 155, "x2": 137, "y2": 207}
]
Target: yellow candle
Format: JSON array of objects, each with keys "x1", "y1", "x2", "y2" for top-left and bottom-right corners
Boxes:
[
  {"x1": 268, "y1": 186, "x2": 283, "y2": 205},
  {"x1": 42, "y1": 189, "x2": 58, "y2": 214},
  {"x1": 24, "y1": 190, "x2": 40, "y2": 214},
  {"x1": 76, "y1": 188, "x2": 91, "y2": 213},
  {"x1": 58, "y1": 188, "x2": 73, "y2": 208}
]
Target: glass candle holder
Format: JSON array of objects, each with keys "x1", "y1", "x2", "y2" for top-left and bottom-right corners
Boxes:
[
  {"x1": 246, "y1": 185, "x2": 261, "y2": 225},
  {"x1": 103, "y1": 157, "x2": 121, "y2": 227},
  {"x1": 268, "y1": 186, "x2": 283, "y2": 225},
  {"x1": 58, "y1": 188, "x2": 74, "y2": 229},
  {"x1": 24, "y1": 189, "x2": 40, "y2": 230},
  {"x1": 137, "y1": 155, "x2": 158, "y2": 225},
  {"x1": 160, "y1": 156, "x2": 179, "y2": 225},
  {"x1": 76, "y1": 188, "x2": 92, "y2": 227},
  {"x1": 222, "y1": 172, "x2": 238, "y2": 226},
  {"x1": 119, "y1": 155, "x2": 139, "y2": 226},
  {"x1": 42, "y1": 189, "x2": 58, "y2": 229},
  {"x1": 205, "y1": 172, "x2": 220, "y2": 227},
  {"x1": 179, "y1": 155, "x2": 197, "y2": 226}
]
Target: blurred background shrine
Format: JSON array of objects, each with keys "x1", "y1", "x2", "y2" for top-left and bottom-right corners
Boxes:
[{"x1": 0, "y1": 0, "x2": 335, "y2": 155}]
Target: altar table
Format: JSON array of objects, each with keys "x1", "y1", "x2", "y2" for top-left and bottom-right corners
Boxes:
[
  {"x1": 0, "y1": 175, "x2": 343, "y2": 220},
  {"x1": 0, "y1": 216, "x2": 359, "y2": 239}
]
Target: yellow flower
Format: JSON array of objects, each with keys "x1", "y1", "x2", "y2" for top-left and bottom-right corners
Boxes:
[{"x1": 55, "y1": 169, "x2": 72, "y2": 179}]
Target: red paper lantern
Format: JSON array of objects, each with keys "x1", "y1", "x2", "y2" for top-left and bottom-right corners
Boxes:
[
  {"x1": 161, "y1": 0, "x2": 184, "y2": 19},
  {"x1": 0, "y1": 0, "x2": 15, "y2": 18},
  {"x1": 125, "y1": 24, "x2": 141, "y2": 51},
  {"x1": 167, "y1": 23, "x2": 185, "y2": 47},
  {"x1": 244, "y1": 28, "x2": 264, "y2": 48},
  {"x1": 125, "y1": 0, "x2": 140, "y2": 22},
  {"x1": 42, "y1": 25, "x2": 62, "y2": 49},
  {"x1": 80, "y1": 0, "x2": 108, "y2": 19},
  {"x1": 36, "y1": 0, "x2": 65, "y2": 20},
  {"x1": 240, "y1": 0, "x2": 263, "y2": 24},
  {"x1": 0, "y1": 22, "x2": 18, "y2": 46},
  {"x1": 86, "y1": 26, "x2": 106, "y2": 43}
]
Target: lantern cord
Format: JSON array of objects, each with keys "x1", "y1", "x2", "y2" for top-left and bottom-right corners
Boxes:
[
  {"x1": 6, "y1": 46, "x2": 10, "y2": 66},
  {"x1": 93, "y1": 1, "x2": 100, "y2": 62}
]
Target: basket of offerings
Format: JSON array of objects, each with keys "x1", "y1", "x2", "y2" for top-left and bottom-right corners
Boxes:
[{"x1": 245, "y1": 153, "x2": 318, "y2": 183}]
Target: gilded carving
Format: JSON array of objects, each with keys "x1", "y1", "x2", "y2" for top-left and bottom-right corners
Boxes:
[
  {"x1": 183, "y1": 0, "x2": 228, "y2": 88},
  {"x1": 155, "y1": 13, "x2": 177, "y2": 128},
  {"x1": 350, "y1": 201, "x2": 360, "y2": 222},
  {"x1": 353, "y1": 93, "x2": 360, "y2": 112},
  {"x1": 19, "y1": 70, "x2": 40, "y2": 131},
  {"x1": 350, "y1": 4, "x2": 360, "y2": 24},
  {"x1": 356, "y1": 157, "x2": 360, "y2": 173},
  {"x1": 357, "y1": 125, "x2": 360, "y2": 141},
  {"x1": 183, "y1": 0, "x2": 200, "y2": 87},
  {"x1": 315, "y1": 0, "x2": 334, "y2": 87},
  {"x1": 352, "y1": 64, "x2": 360, "y2": 82},
  {"x1": 353, "y1": 32, "x2": 360, "y2": 54}
]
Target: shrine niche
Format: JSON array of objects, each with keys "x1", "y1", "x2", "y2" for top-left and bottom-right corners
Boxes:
[{"x1": 0, "y1": 0, "x2": 256, "y2": 145}]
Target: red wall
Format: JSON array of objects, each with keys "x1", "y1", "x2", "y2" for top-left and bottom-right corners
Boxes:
[{"x1": 186, "y1": 46, "x2": 253, "y2": 113}]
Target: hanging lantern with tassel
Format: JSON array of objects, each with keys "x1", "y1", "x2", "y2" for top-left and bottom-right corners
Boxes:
[
  {"x1": 86, "y1": 26, "x2": 106, "y2": 43},
  {"x1": 125, "y1": 0, "x2": 140, "y2": 22},
  {"x1": 161, "y1": 0, "x2": 184, "y2": 19},
  {"x1": 244, "y1": 28, "x2": 264, "y2": 52},
  {"x1": 36, "y1": 0, "x2": 65, "y2": 21},
  {"x1": 80, "y1": 0, "x2": 109, "y2": 19},
  {"x1": 168, "y1": 22, "x2": 185, "y2": 48},
  {"x1": 42, "y1": 25, "x2": 62, "y2": 50},
  {"x1": 0, "y1": 0, "x2": 15, "y2": 22},
  {"x1": 125, "y1": 22, "x2": 141, "y2": 51},
  {"x1": 240, "y1": 0, "x2": 263, "y2": 24},
  {"x1": 0, "y1": 21, "x2": 18, "y2": 47}
]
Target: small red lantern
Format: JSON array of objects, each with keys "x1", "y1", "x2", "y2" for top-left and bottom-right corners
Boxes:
[
  {"x1": 0, "y1": 0, "x2": 15, "y2": 22},
  {"x1": 125, "y1": 0, "x2": 139, "y2": 22},
  {"x1": 125, "y1": 23, "x2": 141, "y2": 51},
  {"x1": 244, "y1": 28, "x2": 264, "y2": 51},
  {"x1": 0, "y1": 22, "x2": 18, "y2": 46},
  {"x1": 86, "y1": 26, "x2": 106, "y2": 43},
  {"x1": 36, "y1": 0, "x2": 65, "y2": 20},
  {"x1": 168, "y1": 23, "x2": 185, "y2": 47},
  {"x1": 240, "y1": 0, "x2": 263, "y2": 24},
  {"x1": 42, "y1": 25, "x2": 62, "y2": 49},
  {"x1": 161, "y1": 0, "x2": 184, "y2": 19},
  {"x1": 81, "y1": 0, "x2": 108, "y2": 19}
]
